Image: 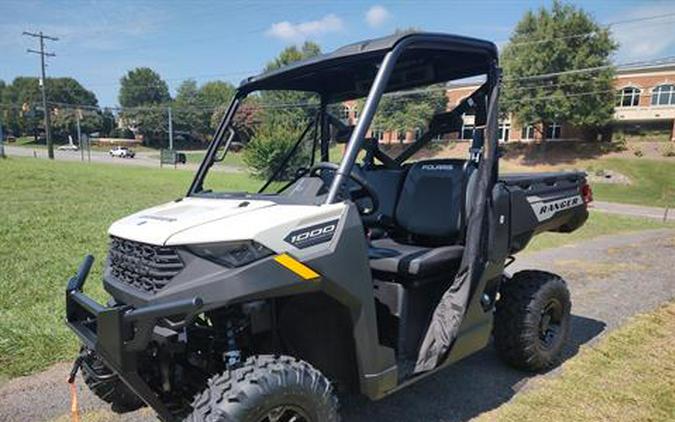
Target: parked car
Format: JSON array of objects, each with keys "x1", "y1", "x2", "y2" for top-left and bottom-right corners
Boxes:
[{"x1": 109, "y1": 146, "x2": 135, "y2": 158}]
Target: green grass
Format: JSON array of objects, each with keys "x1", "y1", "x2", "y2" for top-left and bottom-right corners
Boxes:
[
  {"x1": 0, "y1": 158, "x2": 257, "y2": 377},
  {"x1": 588, "y1": 158, "x2": 675, "y2": 208},
  {"x1": 524, "y1": 210, "x2": 675, "y2": 253},
  {"x1": 477, "y1": 301, "x2": 675, "y2": 422},
  {"x1": 0, "y1": 157, "x2": 672, "y2": 379}
]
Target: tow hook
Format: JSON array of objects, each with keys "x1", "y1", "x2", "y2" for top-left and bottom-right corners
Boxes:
[{"x1": 67, "y1": 350, "x2": 86, "y2": 384}]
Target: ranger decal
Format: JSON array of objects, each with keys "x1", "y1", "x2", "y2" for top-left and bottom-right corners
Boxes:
[
  {"x1": 284, "y1": 219, "x2": 339, "y2": 249},
  {"x1": 529, "y1": 195, "x2": 582, "y2": 222}
]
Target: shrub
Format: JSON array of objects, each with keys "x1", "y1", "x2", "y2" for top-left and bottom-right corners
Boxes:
[
  {"x1": 242, "y1": 123, "x2": 310, "y2": 180},
  {"x1": 633, "y1": 148, "x2": 644, "y2": 157},
  {"x1": 613, "y1": 137, "x2": 627, "y2": 152}
]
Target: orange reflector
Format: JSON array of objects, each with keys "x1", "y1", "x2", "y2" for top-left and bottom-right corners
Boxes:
[{"x1": 274, "y1": 254, "x2": 320, "y2": 280}]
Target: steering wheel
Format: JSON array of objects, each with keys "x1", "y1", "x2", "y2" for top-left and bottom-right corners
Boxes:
[{"x1": 309, "y1": 162, "x2": 380, "y2": 216}]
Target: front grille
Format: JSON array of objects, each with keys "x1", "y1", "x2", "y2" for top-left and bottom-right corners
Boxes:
[{"x1": 108, "y1": 236, "x2": 184, "y2": 294}]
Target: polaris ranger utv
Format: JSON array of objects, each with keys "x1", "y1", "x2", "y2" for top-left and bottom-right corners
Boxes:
[{"x1": 65, "y1": 32, "x2": 591, "y2": 421}]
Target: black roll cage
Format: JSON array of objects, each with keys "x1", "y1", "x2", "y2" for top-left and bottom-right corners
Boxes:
[{"x1": 187, "y1": 32, "x2": 499, "y2": 200}]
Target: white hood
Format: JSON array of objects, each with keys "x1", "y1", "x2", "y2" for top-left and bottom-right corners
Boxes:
[
  {"x1": 108, "y1": 197, "x2": 275, "y2": 245},
  {"x1": 108, "y1": 197, "x2": 347, "y2": 256}
]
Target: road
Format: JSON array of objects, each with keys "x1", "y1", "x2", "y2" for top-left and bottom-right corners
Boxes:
[
  {"x1": 0, "y1": 229, "x2": 673, "y2": 422},
  {"x1": 592, "y1": 200, "x2": 674, "y2": 222},
  {"x1": 3, "y1": 146, "x2": 243, "y2": 173}
]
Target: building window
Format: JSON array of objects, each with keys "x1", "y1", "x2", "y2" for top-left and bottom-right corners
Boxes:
[
  {"x1": 352, "y1": 106, "x2": 359, "y2": 119},
  {"x1": 397, "y1": 131, "x2": 406, "y2": 142},
  {"x1": 461, "y1": 124, "x2": 475, "y2": 140},
  {"x1": 499, "y1": 121, "x2": 511, "y2": 142},
  {"x1": 414, "y1": 127, "x2": 423, "y2": 141},
  {"x1": 371, "y1": 129, "x2": 384, "y2": 141},
  {"x1": 616, "y1": 86, "x2": 641, "y2": 107},
  {"x1": 651, "y1": 84, "x2": 675, "y2": 106},
  {"x1": 546, "y1": 122, "x2": 561, "y2": 140},
  {"x1": 521, "y1": 124, "x2": 535, "y2": 140},
  {"x1": 338, "y1": 105, "x2": 350, "y2": 120}
]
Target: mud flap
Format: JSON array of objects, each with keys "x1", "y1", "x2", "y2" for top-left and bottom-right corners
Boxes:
[{"x1": 414, "y1": 71, "x2": 500, "y2": 374}]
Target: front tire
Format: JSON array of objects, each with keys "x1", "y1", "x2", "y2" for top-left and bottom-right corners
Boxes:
[
  {"x1": 81, "y1": 350, "x2": 145, "y2": 413},
  {"x1": 494, "y1": 270, "x2": 571, "y2": 371},
  {"x1": 187, "y1": 355, "x2": 339, "y2": 422}
]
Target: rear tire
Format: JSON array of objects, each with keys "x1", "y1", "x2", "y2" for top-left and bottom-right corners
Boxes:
[
  {"x1": 81, "y1": 350, "x2": 145, "y2": 413},
  {"x1": 494, "y1": 270, "x2": 571, "y2": 371},
  {"x1": 187, "y1": 355, "x2": 339, "y2": 422}
]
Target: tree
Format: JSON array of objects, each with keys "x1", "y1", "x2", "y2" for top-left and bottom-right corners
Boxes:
[
  {"x1": 260, "y1": 42, "x2": 322, "y2": 126},
  {"x1": 1, "y1": 76, "x2": 98, "y2": 139},
  {"x1": 99, "y1": 108, "x2": 116, "y2": 137},
  {"x1": 241, "y1": 42, "x2": 322, "y2": 178},
  {"x1": 173, "y1": 79, "x2": 205, "y2": 140},
  {"x1": 51, "y1": 108, "x2": 103, "y2": 141},
  {"x1": 198, "y1": 81, "x2": 235, "y2": 108},
  {"x1": 500, "y1": 1, "x2": 618, "y2": 138},
  {"x1": 118, "y1": 68, "x2": 170, "y2": 107},
  {"x1": 367, "y1": 87, "x2": 448, "y2": 134},
  {"x1": 242, "y1": 121, "x2": 311, "y2": 180},
  {"x1": 174, "y1": 80, "x2": 236, "y2": 143},
  {"x1": 211, "y1": 98, "x2": 263, "y2": 145},
  {"x1": 118, "y1": 68, "x2": 170, "y2": 145}
]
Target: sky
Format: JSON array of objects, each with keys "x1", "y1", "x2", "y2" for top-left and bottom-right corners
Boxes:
[{"x1": 1, "y1": 0, "x2": 675, "y2": 107}]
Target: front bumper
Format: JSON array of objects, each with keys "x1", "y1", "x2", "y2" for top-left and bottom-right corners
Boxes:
[{"x1": 65, "y1": 255, "x2": 203, "y2": 422}]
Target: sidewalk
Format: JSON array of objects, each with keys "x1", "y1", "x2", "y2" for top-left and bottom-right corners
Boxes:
[{"x1": 591, "y1": 201, "x2": 674, "y2": 222}]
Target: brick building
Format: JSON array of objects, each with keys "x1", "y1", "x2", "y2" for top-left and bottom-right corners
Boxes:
[{"x1": 339, "y1": 61, "x2": 675, "y2": 143}]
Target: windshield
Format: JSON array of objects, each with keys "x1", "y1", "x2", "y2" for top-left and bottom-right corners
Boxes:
[
  {"x1": 198, "y1": 90, "x2": 323, "y2": 196},
  {"x1": 193, "y1": 80, "x2": 488, "y2": 199}
]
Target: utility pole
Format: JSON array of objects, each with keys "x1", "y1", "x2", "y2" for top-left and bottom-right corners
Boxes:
[
  {"x1": 0, "y1": 113, "x2": 5, "y2": 159},
  {"x1": 77, "y1": 109, "x2": 83, "y2": 161},
  {"x1": 167, "y1": 106, "x2": 174, "y2": 151},
  {"x1": 23, "y1": 31, "x2": 58, "y2": 159}
]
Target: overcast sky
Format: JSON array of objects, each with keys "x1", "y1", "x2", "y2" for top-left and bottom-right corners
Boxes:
[{"x1": 2, "y1": 0, "x2": 674, "y2": 107}]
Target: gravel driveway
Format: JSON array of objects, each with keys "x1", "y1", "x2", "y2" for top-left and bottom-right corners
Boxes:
[{"x1": 1, "y1": 229, "x2": 673, "y2": 422}]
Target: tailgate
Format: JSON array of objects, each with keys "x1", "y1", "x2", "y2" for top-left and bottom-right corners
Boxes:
[{"x1": 501, "y1": 171, "x2": 589, "y2": 254}]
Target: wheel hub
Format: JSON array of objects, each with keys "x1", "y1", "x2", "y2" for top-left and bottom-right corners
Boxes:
[
  {"x1": 539, "y1": 299, "x2": 563, "y2": 348},
  {"x1": 260, "y1": 405, "x2": 310, "y2": 422}
]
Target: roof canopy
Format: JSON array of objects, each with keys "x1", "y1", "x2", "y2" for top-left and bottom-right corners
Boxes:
[{"x1": 239, "y1": 32, "x2": 498, "y2": 102}]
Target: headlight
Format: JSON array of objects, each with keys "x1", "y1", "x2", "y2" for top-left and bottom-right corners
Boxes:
[{"x1": 186, "y1": 240, "x2": 273, "y2": 268}]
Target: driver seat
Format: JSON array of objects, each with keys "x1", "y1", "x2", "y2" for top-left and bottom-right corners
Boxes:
[{"x1": 369, "y1": 159, "x2": 468, "y2": 280}]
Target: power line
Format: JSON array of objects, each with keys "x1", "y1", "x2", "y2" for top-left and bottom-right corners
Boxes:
[{"x1": 23, "y1": 30, "x2": 58, "y2": 159}]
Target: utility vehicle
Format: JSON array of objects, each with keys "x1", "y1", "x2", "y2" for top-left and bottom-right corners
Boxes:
[{"x1": 65, "y1": 32, "x2": 591, "y2": 421}]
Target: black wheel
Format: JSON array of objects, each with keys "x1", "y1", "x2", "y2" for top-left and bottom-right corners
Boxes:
[
  {"x1": 81, "y1": 350, "x2": 145, "y2": 413},
  {"x1": 187, "y1": 355, "x2": 339, "y2": 422},
  {"x1": 494, "y1": 270, "x2": 571, "y2": 371}
]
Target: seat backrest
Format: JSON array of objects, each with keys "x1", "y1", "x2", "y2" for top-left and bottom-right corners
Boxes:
[
  {"x1": 395, "y1": 159, "x2": 466, "y2": 243},
  {"x1": 359, "y1": 166, "x2": 407, "y2": 226}
]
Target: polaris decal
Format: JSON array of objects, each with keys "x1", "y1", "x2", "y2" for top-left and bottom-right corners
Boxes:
[
  {"x1": 284, "y1": 219, "x2": 339, "y2": 249},
  {"x1": 528, "y1": 195, "x2": 582, "y2": 222},
  {"x1": 421, "y1": 164, "x2": 454, "y2": 171}
]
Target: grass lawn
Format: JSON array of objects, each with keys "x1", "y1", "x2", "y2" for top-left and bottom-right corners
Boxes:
[
  {"x1": 476, "y1": 301, "x2": 675, "y2": 422},
  {"x1": 0, "y1": 157, "x2": 673, "y2": 379},
  {"x1": 588, "y1": 158, "x2": 675, "y2": 208}
]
